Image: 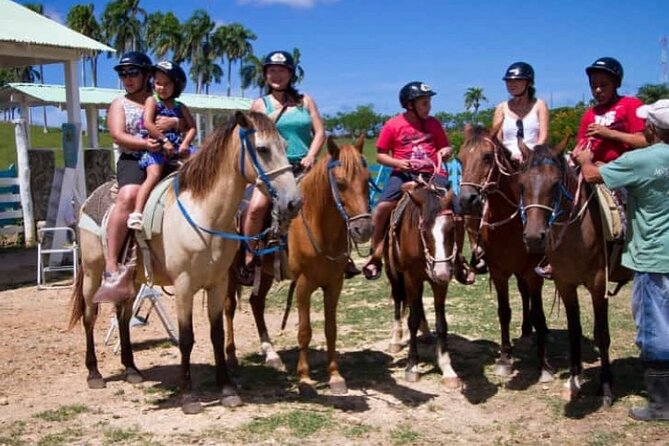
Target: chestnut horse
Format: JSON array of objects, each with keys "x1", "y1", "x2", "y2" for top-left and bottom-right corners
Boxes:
[
  {"x1": 519, "y1": 142, "x2": 614, "y2": 407},
  {"x1": 69, "y1": 112, "x2": 301, "y2": 413},
  {"x1": 459, "y1": 125, "x2": 554, "y2": 382},
  {"x1": 385, "y1": 182, "x2": 461, "y2": 389},
  {"x1": 224, "y1": 136, "x2": 373, "y2": 396}
]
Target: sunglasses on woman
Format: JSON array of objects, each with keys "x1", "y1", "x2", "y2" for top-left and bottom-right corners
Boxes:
[
  {"x1": 516, "y1": 119, "x2": 524, "y2": 139},
  {"x1": 118, "y1": 68, "x2": 142, "y2": 79}
]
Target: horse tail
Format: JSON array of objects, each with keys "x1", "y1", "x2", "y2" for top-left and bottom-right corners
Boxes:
[
  {"x1": 280, "y1": 280, "x2": 297, "y2": 331},
  {"x1": 68, "y1": 269, "x2": 85, "y2": 330}
]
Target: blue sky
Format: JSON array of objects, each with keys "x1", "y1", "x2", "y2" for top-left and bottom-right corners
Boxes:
[{"x1": 33, "y1": 0, "x2": 669, "y2": 120}]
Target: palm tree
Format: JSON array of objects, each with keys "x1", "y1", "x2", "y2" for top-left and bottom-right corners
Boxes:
[
  {"x1": 213, "y1": 23, "x2": 256, "y2": 96},
  {"x1": 240, "y1": 53, "x2": 265, "y2": 97},
  {"x1": 101, "y1": 0, "x2": 147, "y2": 55},
  {"x1": 145, "y1": 11, "x2": 182, "y2": 61},
  {"x1": 291, "y1": 47, "x2": 305, "y2": 84},
  {"x1": 67, "y1": 4, "x2": 102, "y2": 87},
  {"x1": 464, "y1": 87, "x2": 487, "y2": 118},
  {"x1": 180, "y1": 9, "x2": 215, "y2": 94}
]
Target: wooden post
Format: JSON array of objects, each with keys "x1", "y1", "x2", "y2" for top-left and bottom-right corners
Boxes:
[
  {"x1": 206, "y1": 110, "x2": 214, "y2": 140},
  {"x1": 85, "y1": 106, "x2": 99, "y2": 149},
  {"x1": 13, "y1": 119, "x2": 36, "y2": 246},
  {"x1": 64, "y1": 59, "x2": 86, "y2": 204}
]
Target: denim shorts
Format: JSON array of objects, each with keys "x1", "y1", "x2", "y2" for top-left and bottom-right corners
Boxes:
[
  {"x1": 379, "y1": 171, "x2": 461, "y2": 214},
  {"x1": 632, "y1": 272, "x2": 669, "y2": 362}
]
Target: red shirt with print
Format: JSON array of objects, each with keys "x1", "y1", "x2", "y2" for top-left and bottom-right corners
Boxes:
[
  {"x1": 377, "y1": 114, "x2": 449, "y2": 174},
  {"x1": 577, "y1": 96, "x2": 645, "y2": 163}
]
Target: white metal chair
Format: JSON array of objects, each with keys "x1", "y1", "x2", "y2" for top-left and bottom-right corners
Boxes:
[
  {"x1": 104, "y1": 284, "x2": 179, "y2": 354},
  {"x1": 37, "y1": 226, "x2": 78, "y2": 289}
]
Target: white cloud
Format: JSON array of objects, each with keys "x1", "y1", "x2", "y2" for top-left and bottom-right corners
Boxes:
[{"x1": 237, "y1": 0, "x2": 339, "y2": 8}]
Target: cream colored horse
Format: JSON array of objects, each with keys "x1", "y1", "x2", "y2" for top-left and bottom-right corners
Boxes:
[{"x1": 69, "y1": 111, "x2": 301, "y2": 414}]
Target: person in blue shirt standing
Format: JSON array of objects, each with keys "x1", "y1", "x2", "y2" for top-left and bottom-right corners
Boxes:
[{"x1": 575, "y1": 99, "x2": 669, "y2": 422}]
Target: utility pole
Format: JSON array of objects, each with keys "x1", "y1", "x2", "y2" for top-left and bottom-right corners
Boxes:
[{"x1": 661, "y1": 35, "x2": 667, "y2": 85}]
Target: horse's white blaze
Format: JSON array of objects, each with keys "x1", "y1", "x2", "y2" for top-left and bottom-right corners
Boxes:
[
  {"x1": 431, "y1": 215, "x2": 450, "y2": 279},
  {"x1": 437, "y1": 350, "x2": 458, "y2": 378}
]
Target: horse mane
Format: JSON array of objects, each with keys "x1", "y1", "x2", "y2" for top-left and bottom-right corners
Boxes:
[
  {"x1": 178, "y1": 111, "x2": 276, "y2": 199},
  {"x1": 527, "y1": 144, "x2": 567, "y2": 172},
  {"x1": 461, "y1": 125, "x2": 491, "y2": 152},
  {"x1": 300, "y1": 143, "x2": 365, "y2": 217}
]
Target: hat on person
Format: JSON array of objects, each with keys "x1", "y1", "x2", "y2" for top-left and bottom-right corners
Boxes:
[{"x1": 637, "y1": 99, "x2": 669, "y2": 130}]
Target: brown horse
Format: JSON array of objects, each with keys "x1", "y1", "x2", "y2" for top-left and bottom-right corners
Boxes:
[
  {"x1": 385, "y1": 182, "x2": 461, "y2": 389},
  {"x1": 224, "y1": 136, "x2": 373, "y2": 396},
  {"x1": 69, "y1": 112, "x2": 301, "y2": 414},
  {"x1": 518, "y1": 142, "x2": 614, "y2": 407},
  {"x1": 459, "y1": 125, "x2": 554, "y2": 382}
]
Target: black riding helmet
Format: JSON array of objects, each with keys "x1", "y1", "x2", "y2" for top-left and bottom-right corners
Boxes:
[
  {"x1": 114, "y1": 51, "x2": 152, "y2": 72},
  {"x1": 399, "y1": 81, "x2": 437, "y2": 109},
  {"x1": 153, "y1": 60, "x2": 187, "y2": 98},
  {"x1": 502, "y1": 62, "x2": 535, "y2": 82},
  {"x1": 263, "y1": 51, "x2": 296, "y2": 76},
  {"x1": 586, "y1": 57, "x2": 624, "y2": 86}
]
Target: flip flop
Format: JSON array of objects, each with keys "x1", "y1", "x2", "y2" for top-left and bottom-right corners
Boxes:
[
  {"x1": 344, "y1": 259, "x2": 361, "y2": 279},
  {"x1": 455, "y1": 261, "x2": 476, "y2": 285},
  {"x1": 362, "y1": 259, "x2": 383, "y2": 281}
]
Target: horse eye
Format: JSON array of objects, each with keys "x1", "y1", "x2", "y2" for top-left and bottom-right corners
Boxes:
[
  {"x1": 336, "y1": 178, "x2": 347, "y2": 190},
  {"x1": 482, "y1": 153, "x2": 493, "y2": 164},
  {"x1": 256, "y1": 145, "x2": 270, "y2": 153}
]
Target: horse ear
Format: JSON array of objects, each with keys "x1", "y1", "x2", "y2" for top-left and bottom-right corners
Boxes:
[
  {"x1": 235, "y1": 111, "x2": 252, "y2": 129},
  {"x1": 327, "y1": 136, "x2": 340, "y2": 158},
  {"x1": 354, "y1": 134, "x2": 365, "y2": 153},
  {"x1": 463, "y1": 123, "x2": 474, "y2": 141},
  {"x1": 401, "y1": 181, "x2": 418, "y2": 195},
  {"x1": 552, "y1": 133, "x2": 571, "y2": 156},
  {"x1": 518, "y1": 138, "x2": 532, "y2": 161}
]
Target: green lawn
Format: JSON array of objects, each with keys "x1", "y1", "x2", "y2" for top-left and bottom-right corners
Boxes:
[{"x1": 0, "y1": 122, "x2": 114, "y2": 170}]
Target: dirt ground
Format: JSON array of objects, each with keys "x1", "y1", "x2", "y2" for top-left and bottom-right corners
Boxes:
[{"x1": 0, "y1": 280, "x2": 667, "y2": 446}]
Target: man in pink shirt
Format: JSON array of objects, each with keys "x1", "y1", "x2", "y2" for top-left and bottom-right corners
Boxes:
[{"x1": 362, "y1": 82, "x2": 474, "y2": 284}]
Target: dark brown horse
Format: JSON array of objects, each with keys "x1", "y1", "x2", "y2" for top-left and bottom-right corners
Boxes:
[
  {"x1": 518, "y1": 142, "x2": 614, "y2": 407},
  {"x1": 385, "y1": 182, "x2": 461, "y2": 389},
  {"x1": 459, "y1": 125, "x2": 554, "y2": 382},
  {"x1": 224, "y1": 136, "x2": 373, "y2": 396}
]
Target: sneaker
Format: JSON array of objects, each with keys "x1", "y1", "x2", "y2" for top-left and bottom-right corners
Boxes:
[
  {"x1": 127, "y1": 212, "x2": 144, "y2": 230},
  {"x1": 534, "y1": 264, "x2": 553, "y2": 279}
]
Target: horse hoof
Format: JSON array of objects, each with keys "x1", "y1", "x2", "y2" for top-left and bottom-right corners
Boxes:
[
  {"x1": 329, "y1": 379, "x2": 348, "y2": 395},
  {"x1": 266, "y1": 356, "x2": 286, "y2": 372},
  {"x1": 298, "y1": 382, "x2": 318, "y2": 398},
  {"x1": 388, "y1": 343, "x2": 402, "y2": 354},
  {"x1": 405, "y1": 371, "x2": 420, "y2": 383},
  {"x1": 539, "y1": 369, "x2": 555, "y2": 383},
  {"x1": 87, "y1": 377, "x2": 106, "y2": 389},
  {"x1": 220, "y1": 387, "x2": 243, "y2": 408},
  {"x1": 441, "y1": 377, "x2": 462, "y2": 391},
  {"x1": 493, "y1": 362, "x2": 513, "y2": 377},
  {"x1": 125, "y1": 368, "x2": 143, "y2": 384},
  {"x1": 181, "y1": 395, "x2": 203, "y2": 415},
  {"x1": 226, "y1": 357, "x2": 239, "y2": 370}
]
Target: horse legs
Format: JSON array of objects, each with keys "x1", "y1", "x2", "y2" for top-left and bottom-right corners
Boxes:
[
  {"x1": 431, "y1": 282, "x2": 461, "y2": 390},
  {"x1": 82, "y1": 271, "x2": 105, "y2": 389},
  {"x1": 295, "y1": 275, "x2": 319, "y2": 397},
  {"x1": 250, "y1": 273, "x2": 286, "y2": 371},
  {"x1": 174, "y1": 288, "x2": 202, "y2": 414},
  {"x1": 589, "y1": 278, "x2": 613, "y2": 407},
  {"x1": 523, "y1": 274, "x2": 554, "y2": 383},
  {"x1": 405, "y1": 279, "x2": 424, "y2": 383},
  {"x1": 491, "y1": 275, "x2": 513, "y2": 376},
  {"x1": 389, "y1": 291, "x2": 404, "y2": 354},
  {"x1": 323, "y1": 280, "x2": 347, "y2": 394},
  {"x1": 223, "y1": 279, "x2": 238, "y2": 369},
  {"x1": 115, "y1": 297, "x2": 142, "y2": 384},
  {"x1": 515, "y1": 274, "x2": 534, "y2": 339},
  {"x1": 557, "y1": 282, "x2": 584, "y2": 401}
]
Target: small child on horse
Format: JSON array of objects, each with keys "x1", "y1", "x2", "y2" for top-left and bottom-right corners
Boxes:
[
  {"x1": 127, "y1": 60, "x2": 197, "y2": 230},
  {"x1": 362, "y1": 81, "x2": 475, "y2": 285}
]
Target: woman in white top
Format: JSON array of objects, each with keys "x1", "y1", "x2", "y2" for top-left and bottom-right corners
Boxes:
[{"x1": 493, "y1": 62, "x2": 549, "y2": 160}]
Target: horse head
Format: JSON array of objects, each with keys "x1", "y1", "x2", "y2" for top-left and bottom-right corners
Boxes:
[
  {"x1": 458, "y1": 122, "x2": 510, "y2": 215},
  {"x1": 322, "y1": 135, "x2": 373, "y2": 243},
  {"x1": 518, "y1": 136, "x2": 571, "y2": 254},
  {"x1": 403, "y1": 181, "x2": 456, "y2": 284},
  {"x1": 237, "y1": 111, "x2": 303, "y2": 233}
]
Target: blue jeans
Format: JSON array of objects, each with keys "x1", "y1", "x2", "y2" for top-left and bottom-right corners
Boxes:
[{"x1": 632, "y1": 272, "x2": 669, "y2": 362}]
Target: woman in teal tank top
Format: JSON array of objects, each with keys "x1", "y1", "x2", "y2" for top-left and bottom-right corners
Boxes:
[{"x1": 240, "y1": 50, "x2": 325, "y2": 285}]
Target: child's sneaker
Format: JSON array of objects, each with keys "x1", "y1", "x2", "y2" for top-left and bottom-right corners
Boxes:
[{"x1": 127, "y1": 212, "x2": 144, "y2": 230}]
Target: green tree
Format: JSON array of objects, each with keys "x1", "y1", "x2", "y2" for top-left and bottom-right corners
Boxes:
[
  {"x1": 291, "y1": 47, "x2": 305, "y2": 84},
  {"x1": 240, "y1": 53, "x2": 266, "y2": 97},
  {"x1": 463, "y1": 87, "x2": 488, "y2": 118},
  {"x1": 213, "y1": 23, "x2": 256, "y2": 96},
  {"x1": 637, "y1": 83, "x2": 669, "y2": 104},
  {"x1": 328, "y1": 104, "x2": 384, "y2": 137},
  {"x1": 67, "y1": 4, "x2": 102, "y2": 87},
  {"x1": 144, "y1": 11, "x2": 182, "y2": 61},
  {"x1": 180, "y1": 9, "x2": 215, "y2": 94},
  {"x1": 101, "y1": 0, "x2": 147, "y2": 55}
]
